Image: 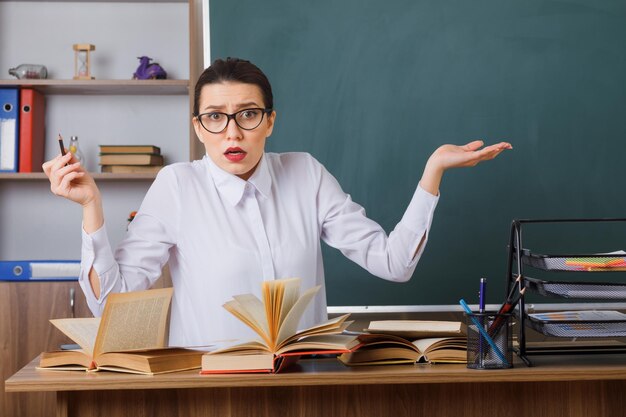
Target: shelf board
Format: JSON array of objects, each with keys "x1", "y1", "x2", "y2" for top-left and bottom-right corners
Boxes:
[
  {"x1": 0, "y1": 1, "x2": 187, "y2": 2},
  {"x1": 0, "y1": 173, "x2": 157, "y2": 181},
  {"x1": 0, "y1": 79, "x2": 189, "y2": 95}
]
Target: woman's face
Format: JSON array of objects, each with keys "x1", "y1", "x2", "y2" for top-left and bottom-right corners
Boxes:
[{"x1": 193, "y1": 81, "x2": 275, "y2": 180}]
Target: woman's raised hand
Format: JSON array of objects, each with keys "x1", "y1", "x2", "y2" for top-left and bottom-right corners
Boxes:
[
  {"x1": 420, "y1": 140, "x2": 512, "y2": 196},
  {"x1": 42, "y1": 150, "x2": 100, "y2": 207},
  {"x1": 429, "y1": 140, "x2": 512, "y2": 171}
]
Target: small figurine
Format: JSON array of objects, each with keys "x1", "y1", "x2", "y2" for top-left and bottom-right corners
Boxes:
[{"x1": 133, "y1": 56, "x2": 167, "y2": 80}]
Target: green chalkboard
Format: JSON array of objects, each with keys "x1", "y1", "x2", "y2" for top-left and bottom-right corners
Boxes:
[{"x1": 210, "y1": 0, "x2": 626, "y2": 306}]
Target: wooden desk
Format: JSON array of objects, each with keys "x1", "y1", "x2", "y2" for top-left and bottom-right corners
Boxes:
[{"x1": 6, "y1": 355, "x2": 626, "y2": 417}]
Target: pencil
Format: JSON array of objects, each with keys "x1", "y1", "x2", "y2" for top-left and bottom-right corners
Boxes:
[
  {"x1": 488, "y1": 287, "x2": 526, "y2": 337},
  {"x1": 58, "y1": 134, "x2": 66, "y2": 157}
]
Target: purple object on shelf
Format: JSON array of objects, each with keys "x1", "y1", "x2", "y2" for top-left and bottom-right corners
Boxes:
[{"x1": 133, "y1": 56, "x2": 167, "y2": 80}]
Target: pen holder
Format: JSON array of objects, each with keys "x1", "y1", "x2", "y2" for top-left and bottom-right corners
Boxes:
[{"x1": 465, "y1": 312, "x2": 513, "y2": 369}]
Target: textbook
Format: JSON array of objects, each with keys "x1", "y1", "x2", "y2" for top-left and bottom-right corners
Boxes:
[
  {"x1": 39, "y1": 288, "x2": 205, "y2": 374},
  {"x1": 201, "y1": 278, "x2": 357, "y2": 374},
  {"x1": 338, "y1": 333, "x2": 467, "y2": 366},
  {"x1": 99, "y1": 153, "x2": 163, "y2": 166},
  {"x1": 99, "y1": 145, "x2": 161, "y2": 154},
  {"x1": 101, "y1": 164, "x2": 163, "y2": 174},
  {"x1": 365, "y1": 320, "x2": 467, "y2": 339},
  {"x1": 338, "y1": 320, "x2": 467, "y2": 366}
]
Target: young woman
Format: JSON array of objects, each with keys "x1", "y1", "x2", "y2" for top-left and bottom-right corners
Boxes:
[{"x1": 43, "y1": 58, "x2": 511, "y2": 346}]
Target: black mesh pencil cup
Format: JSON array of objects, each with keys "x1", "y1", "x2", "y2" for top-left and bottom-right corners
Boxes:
[{"x1": 465, "y1": 312, "x2": 513, "y2": 369}]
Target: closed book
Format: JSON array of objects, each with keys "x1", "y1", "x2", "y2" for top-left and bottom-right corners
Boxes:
[
  {"x1": 365, "y1": 320, "x2": 466, "y2": 339},
  {"x1": 18, "y1": 89, "x2": 46, "y2": 172},
  {"x1": 101, "y1": 164, "x2": 163, "y2": 174},
  {"x1": 99, "y1": 145, "x2": 161, "y2": 154},
  {"x1": 99, "y1": 153, "x2": 163, "y2": 166}
]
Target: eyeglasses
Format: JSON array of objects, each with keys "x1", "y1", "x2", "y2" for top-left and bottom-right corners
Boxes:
[{"x1": 195, "y1": 108, "x2": 273, "y2": 134}]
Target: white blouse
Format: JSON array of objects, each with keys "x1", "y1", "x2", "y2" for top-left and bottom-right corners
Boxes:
[{"x1": 80, "y1": 152, "x2": 439, "y2": 346}]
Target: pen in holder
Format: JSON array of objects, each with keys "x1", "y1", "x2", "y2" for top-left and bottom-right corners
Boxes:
[{"x1": 465, "y1": 311, "x2": 513, "y2": 369}]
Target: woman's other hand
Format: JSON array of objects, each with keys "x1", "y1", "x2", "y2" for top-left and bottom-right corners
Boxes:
[{"x1": 420, "y1": 140, "x2": 512, "y2": 196}]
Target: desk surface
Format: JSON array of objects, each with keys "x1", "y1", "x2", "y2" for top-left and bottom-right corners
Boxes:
[{"x1": 6, "y1": 354, "x2": 626, "y2": 393}]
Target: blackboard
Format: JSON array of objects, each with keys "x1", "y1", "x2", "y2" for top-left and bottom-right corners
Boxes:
[{"x1": 209, "y1": 0, "x2": 626, "y2": 306}]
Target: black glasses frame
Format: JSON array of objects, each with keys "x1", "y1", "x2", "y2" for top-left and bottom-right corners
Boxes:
[{"x1": 195, "y1": 108, "x2": 273, "y2": 134}]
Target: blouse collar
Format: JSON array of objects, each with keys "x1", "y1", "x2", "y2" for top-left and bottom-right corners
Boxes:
[{"x1": 204, "y1": 153, "x2": 272, "y2": 206}]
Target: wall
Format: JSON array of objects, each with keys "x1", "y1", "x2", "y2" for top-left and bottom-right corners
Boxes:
[
  {"x1": 0, "y1": 1, "x2": 190, "y2": 259},
  {"x1": 209, "y1": 0, "x2": 626, "y2": 306}
]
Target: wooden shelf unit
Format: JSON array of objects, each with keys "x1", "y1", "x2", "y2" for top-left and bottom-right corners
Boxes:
[{"x1": 0, "y1": 2, "x2": 205, "y2": 417}]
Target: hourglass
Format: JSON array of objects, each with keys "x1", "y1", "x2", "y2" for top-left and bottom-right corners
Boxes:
[{"x1": 73, "y1": 44, "x2": 95, "y2": 80}]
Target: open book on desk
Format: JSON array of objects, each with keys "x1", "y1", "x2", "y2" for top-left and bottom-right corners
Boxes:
[
  {"x1": 201, "y1": 278, "x2": 358, "y2": 374},
  {"x1": 339, "y1": 320, "x2": 467, "y2": 366},
  {"x1": 38, "y1": 288, "x2": 205, "y2": 375}
]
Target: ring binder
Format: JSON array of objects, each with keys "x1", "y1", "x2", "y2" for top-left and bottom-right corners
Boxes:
[{"x1": 0, "y1": 260, "x2": 80, "y2": 281}]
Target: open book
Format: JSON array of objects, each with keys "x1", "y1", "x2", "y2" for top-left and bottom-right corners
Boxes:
[
  {"x1": 339, "y1": 320, "x2": 467, "y2": 366},
  {"x1": 39, "y1": 288, "x2": 205, "y2": 374},
  {"x1": 201, "y1": 278, "x2": 358, "y2": 374}
]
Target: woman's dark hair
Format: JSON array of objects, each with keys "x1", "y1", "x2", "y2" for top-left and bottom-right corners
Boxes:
[{"x1": 193, "y1": 57, "x2": 274, "y2": 116}]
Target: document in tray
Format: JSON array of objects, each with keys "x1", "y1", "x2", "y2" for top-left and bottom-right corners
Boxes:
[
  {"x1": 565, "y1": 250, "x2": 626, "y2": 270},
  {"x1": 529, "y1": 310, "x2": 626, "y2": 337},
  {"x1": 528, "y1": 310, "x2": 626, "y2": 322}
]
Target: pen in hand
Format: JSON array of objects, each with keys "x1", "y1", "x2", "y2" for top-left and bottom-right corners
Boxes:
[
  {"x1": 58, "y1": 134, "x2": 69, "y2": 166},
  {"x1": 58, "y1": 134, "x2": 66, "y2": 156}
]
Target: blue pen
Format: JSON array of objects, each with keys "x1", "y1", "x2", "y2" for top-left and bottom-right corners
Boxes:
[
  {"x1": 479, "y1": 278, "x2": 486, "y2": 313},
  {"x1": 459, "y1": 299, "x2": 509, "y2": 367},
  {"x1": 478, "y1": 278, "x2": 487, "y2": 366}
]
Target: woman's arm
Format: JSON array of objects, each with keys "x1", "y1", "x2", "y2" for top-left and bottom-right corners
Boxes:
[
  {"x1": 318, "y1": 140, "x2": 512, "y2": 282},
  {"x1": 43, "y1": 150, "x2": 104, "y2": 298}
]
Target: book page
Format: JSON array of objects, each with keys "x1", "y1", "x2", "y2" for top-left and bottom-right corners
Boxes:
[
  {"x1": 232, "y1": 294, "x2": 270, "y2": 337},
  {"x1": 224, "y1": 298, "x2": 272, "y2": 347},
  {"x1": 277, "y1": 277, "x2": 301, "y2": 328},
  {"x1": 279, "y1": 314, "x2": 350, "y2": 347},
  {"x1": 50, "y1": 318, "x2": 101, "y2": 357},
  {"x1": 275, "y1": 285, "x2": 321, "y2": 348},
  {"x1": 94, "y1": 287, "x2": 173, "y2": 357},
  {"x1": 262, "y1": 280, "x2": 278, "y2": 342},
  {"x1": 412, "y1": 337, "x2": 466, "y2": 353},
  {"x1": 263, "y1": 278, "x2": 300, "y2": 343},
  {"x1": 276, "y1": 334, "x2": 358, "y2": 355}
]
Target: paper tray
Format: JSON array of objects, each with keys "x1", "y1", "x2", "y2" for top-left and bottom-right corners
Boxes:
[{"x1": 524, "y1": 277, "x2": 626, "y2": 300}]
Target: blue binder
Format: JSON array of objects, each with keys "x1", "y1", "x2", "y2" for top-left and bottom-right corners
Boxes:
[
  {"x1": 0, "y1": 88, "x2": 20, "y2": 172},
  {"x1": 0, "y1": 260, "x2": 80, "y2": 281}
]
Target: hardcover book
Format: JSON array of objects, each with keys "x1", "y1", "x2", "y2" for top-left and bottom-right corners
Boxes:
[
  {"x1": 201, "y1": 277, "x2": 357, "y2": 374},
  {"x1": 39, "y1": 288, "x2": 205, "y2": 374},
  {"x1": 99, "y1": 153, "x2": 163, "y2": 166},
  {"x1": 98, "y1": 145, "x2": 161, "y2": 154}
]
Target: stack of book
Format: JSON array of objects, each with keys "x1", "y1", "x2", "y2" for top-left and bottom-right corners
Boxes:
[{"x1": 99, "y1": 144, "x2": 163, "y2": 174}]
